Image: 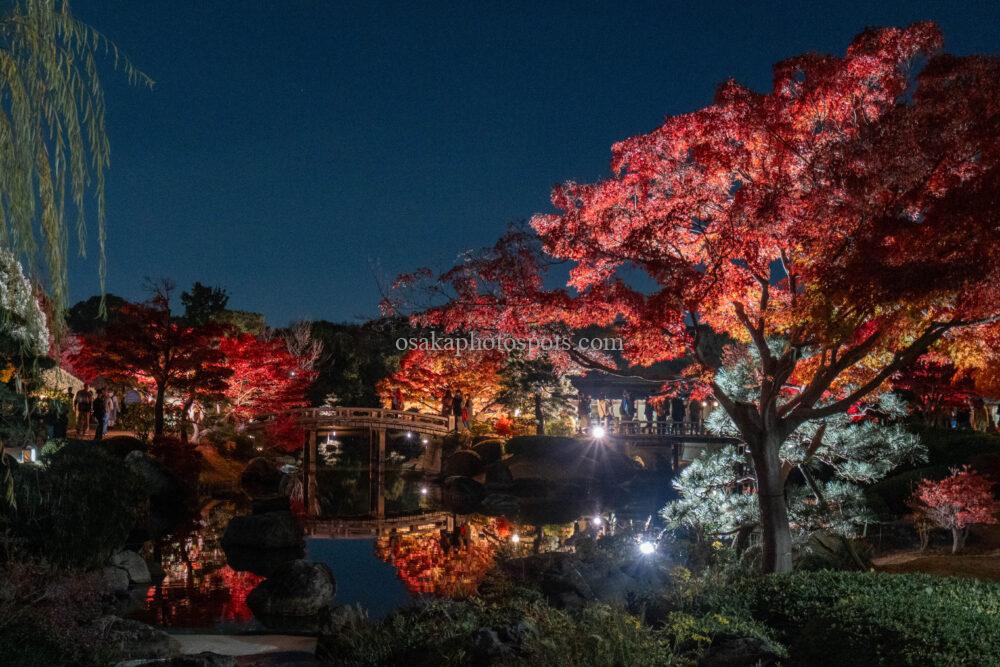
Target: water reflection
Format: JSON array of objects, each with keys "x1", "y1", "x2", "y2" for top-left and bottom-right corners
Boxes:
[
  {"x1": 137, "y1": 441, "x2": 660, "y2": 631},
  {"x1": 135, "y1": 501, "x2": 264, "y2": 632}
]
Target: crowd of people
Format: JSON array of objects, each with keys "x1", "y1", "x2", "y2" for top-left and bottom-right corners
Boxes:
[
  {"x1": 576, "y1": 390, "x2": 711, "y2": 435},
  {"x1": 69, "y1": 383, "x2": 141, "y2": 442}
]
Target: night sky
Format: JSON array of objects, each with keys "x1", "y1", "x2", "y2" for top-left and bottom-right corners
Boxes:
[{"x1": 67, "y1": 1, "x2": 1000, "y2": 325}]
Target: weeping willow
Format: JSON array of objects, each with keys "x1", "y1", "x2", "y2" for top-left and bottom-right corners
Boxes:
[{"x1": 0, "y1": 0, "x2": 150, "y2": 315}]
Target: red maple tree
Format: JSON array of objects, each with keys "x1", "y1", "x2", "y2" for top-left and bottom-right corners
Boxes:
[
  {"x1": 70, "y1": 287, "x2": 231, "y2": 438},
  {"x1": 219, "y1": 333, "x2": 313, "y2": 422},
  {"x1": 395, "y1": 24, "x2": 1000, "y2": 572},
  {"x1": 377, "y1": 347, "x2": 504, "y2": 416},
  {"x1": 909, "y1": 466, "x2": 1000, "y2": 553}
]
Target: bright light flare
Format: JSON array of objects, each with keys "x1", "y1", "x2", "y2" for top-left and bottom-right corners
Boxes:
[
  {"x1": 639, "y1": 541, "x2": 655, "y2": 555},
  {"x1": 591, "y1": 425, "x2": 606, "y2": 439},
  {"x1": 511, "y1": 533, "x2": 521, "y2": 544},
  {"x1": 592, "y1": 516, "x2": 603, "y2": 526},
  {"x1": 420, "y1": 486, "x2": 428, "y2": 496}
]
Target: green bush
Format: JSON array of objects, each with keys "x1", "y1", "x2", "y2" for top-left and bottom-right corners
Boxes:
[
  {"x1": 4, "y1": 442, "x2": 148, "y2": 567},
  {"x1": 865, "y1": 465, "x2": 950, "y2": 516},
  {"x1": 0, "y1": 561, "x2": 115, "y2": 666},
  {"x1": 915, "y1": 427, "x2": 1000, "y2": 468},
  {"x1": 318, "y1": 596, "x2": 685, "y2": 666},
  {"x1": 702, "y1": 571, "x2": 1000, "y2": 666}
]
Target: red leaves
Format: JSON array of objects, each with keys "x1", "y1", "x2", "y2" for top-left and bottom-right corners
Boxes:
[
  {"x1": 910, "y1": 466, "x2": 1000, "y2": 532},
  {"x1": 219, "y1": 334, "x2": 313, "y2": 423}
]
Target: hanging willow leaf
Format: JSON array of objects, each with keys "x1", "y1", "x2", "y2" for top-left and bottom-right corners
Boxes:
[{"x1": 0, "y1": 0, "x2": 151, "y2": 316}]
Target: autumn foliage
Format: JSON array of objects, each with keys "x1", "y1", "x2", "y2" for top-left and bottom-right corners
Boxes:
[
  {"x1": 396, "y1": 23, "x2": 1000, "y2": 573},
  {"x1": 378, "y1": 347, "x2": 503, "y2": 415},
  {"x1": 909, "y1": 466, "x2": 1000, "y2": 553}
]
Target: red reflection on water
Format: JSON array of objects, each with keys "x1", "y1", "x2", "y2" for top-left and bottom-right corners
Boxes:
[
  {"x1": 135, "y1": 501, "x2": 263, "y2": 629},
  {"x1": 376, "y1": 520, "x2": 497, "y2": 597}
]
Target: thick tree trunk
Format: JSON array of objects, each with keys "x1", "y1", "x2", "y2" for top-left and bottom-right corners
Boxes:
[
  {"x1": 749, "y1": 433, "x2": 794, "y2": 574},
  {"x1": 154, "y1": 384, "x2": 166, "y2": 438}
]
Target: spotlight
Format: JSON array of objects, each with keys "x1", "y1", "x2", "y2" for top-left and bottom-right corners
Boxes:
[
  {"x1": 420, "y1": 486, "x2": 428, "y2": 496},
  {"x1": 701, "y1": 400, "x2": 707, "y2": 407},
  {"x1": 592, "y1": 425, "x2": 606, "y2": 439},
  {"x1": 511, "y1": 533, "x2": 520, "y2": 544},
  {"x1": 592, "y1": 516, "x2": 603, "y2": 527},
  {"x1": 421, "y1": 438, "x2": 429, "y2": 445},
  {"x1": 639, "y1": 541, "x2": 655, "y2": 555},
  {"x1": 514, "y1": 408, "x2": 522, "y2": 417},
  {"x1": 406, "y1": 432, "x2": 413, "y2": 439}
]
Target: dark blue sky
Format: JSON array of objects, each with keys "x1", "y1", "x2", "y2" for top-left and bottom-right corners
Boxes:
[{"x1": 67, "y1": 1, "x2": 1000, "y2": 325}]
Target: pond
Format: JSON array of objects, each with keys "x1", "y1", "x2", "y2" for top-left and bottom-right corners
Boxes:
[{"x1": 134, "y1": 459, "x2": 669, "y2": 633}]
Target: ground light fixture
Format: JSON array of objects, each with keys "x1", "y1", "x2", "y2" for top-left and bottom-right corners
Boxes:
[
  {"x1": 420, "y1": 486, "x2": 428, "y2": 496},
  {"x1": 406, "y1": 431, "x2": 412, "y2": 439},
  {"x1": 421, "y1": 437, "x2": 428, "y2": 445},
  {"x1": 511, "y1": 533, "x2": 520, "y2": 544},
  {"x1": 591, "y1": 425, "x2": 606, "y2": 439},
  {"x1": 592, "y1": 515, "x2": 603, "y2": 526},
  {"x1": 639, "y1": 541, "x2": 656, "y2": 555}
]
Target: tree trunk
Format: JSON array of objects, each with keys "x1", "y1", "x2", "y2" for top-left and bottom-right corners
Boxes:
[
  {"x1": 952, "y1": 527, "x2": 961, "y2": 554},
  {"x1": 534, "y1": 393, "x2": 545, "y2": 435},
  {"x1": 749, "y1": 433, "x2": 794, "y2": 573},
  {"x1": 154, "y1": 384, "x2": 167, "y2": 438}
]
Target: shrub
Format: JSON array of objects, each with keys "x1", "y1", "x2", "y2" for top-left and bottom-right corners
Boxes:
[
  {"x1": 317, "y1": 597, "x2": 683, "y2": 666},
  {"x1": 701, "y1": 571, "x2": 1000, "y2": 666},
  {"x1": 148, "y1": 435, "x2": 203, "y2": 493},
  {"x1": 0, "y1": 561, "x2": 115, "y2": 666},
  {"x1": 116, "y1": 402, "x2": 154, "y2": 442},
  {"x1": 4, "y1": 442, "x2": 147, "y2": 567}
]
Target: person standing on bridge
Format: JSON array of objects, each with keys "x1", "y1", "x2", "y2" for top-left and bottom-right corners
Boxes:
[
  {"x1": 644, "y1": 396, "x2": 654, "y2": 431},
  {"x1": 452, "y1": 390, "x2": 464, "y2": 432},
  {"x1": 442, "y1": 388, "x2": 453, "y2": 427},
  {"x1": 689, "y1": 399, "x2": 703, "y2": 432},
  {"x1": 462, "y1": 395, "x2": 471, "y2": 430},
  {"x1": 671, "y1": 395, "x2": 686, "y2": 434},
  {"x1": 391, "y1": 386, "x2": 404, "y2": 411},
  {"x1": 655, "y1": 398, "x2": 668, "y2": 435}
]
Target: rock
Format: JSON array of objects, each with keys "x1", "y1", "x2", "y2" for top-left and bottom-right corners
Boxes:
[
  {"x1": 102, "y1": 565, "x2": 131, "y2": 594},
  {"x1": 471, "y1": 627, "x2": 512, "y2": 658},
  {"x1": 485, "y1": 462, "x2": 514, "y2": 486},
  {"x1": 698, "y1": 637, "x2": 784, "y2": 667},
  {"x1": 503, "y1": 552, "x2": 669, "y2": 610},
  {"x1": 321, "y1": 603, "x2": 368, "y2": 636},
  {"x1": 94, "y1": 615, "x2": 181, "y2": 661},
  {"x1": 224, "y1": 545, "x2": 305, "y2": 577},
  {"x1": 221, "y1": 511, "x2": 303, "y2": 551},
  {"x1": 240, "y1": 457, "x2": 284, "y2": 498},
  {"x1": 481, "y1": 493, "x2": 521, "y2": 516},
  {"x1": 247, "y1": 560, "x2": 335, "y2": 620},
  {"x1": 125, "y1": 451, "x2": 177, "y2": 499},
  {"x1": 442, "y1": 476, "x2": 485, "y2": 511},
  {"x1": 251, "y1": 495, "x2": 291, "y2": 514},
  {"x1": 111, "y1": 550, "x2": 152, "y2": 585},
  {"x1": 472, "y1": 439, "x2": 505, "y2": 466},
  {"x1": 442, "y1": 449, "x2": 484, "y2": 478}
]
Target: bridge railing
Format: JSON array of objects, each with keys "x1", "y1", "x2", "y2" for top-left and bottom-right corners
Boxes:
[
  {"x1": 250, "y1": 406, "x2": 451, "y2": 435},
  {"x1": 597, "y1": 419, "x2": 708, "y2": 437}
]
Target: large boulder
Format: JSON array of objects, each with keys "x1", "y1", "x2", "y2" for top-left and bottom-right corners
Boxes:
[
  {"x1": 102, "y1": 566, "x2": 131, "y2": 594},
  {"x1": 442, "y1": 449, "x2": 484, "y2": 478},
  {"x1": 485, "y1": 461, "x2": 514, "y2": 486},
  {"x1": 125, "y1": 450, "x2": 177, "y2": 499},
  {"x1": 442, "y1": 476, "x2": 485, "y2": 511},
  {"x1": 224, "y1": 545, "x2": 305, "y2": 578},
  {"x1": 503, "y1": 552, "x2": 669, "y2": 610},
  {"x1": 110, "y1": 549, "x2": 152, "y2": 585},
  {"x1": 221, "y1": 511, "x2": 303, "y2": 551},
  {"x1": 247, "y1": 560, "x2": 336, "y2": 620},
  {"x1": 481, "y1": 493, "x2": 521, "y2": 516},
  {"x1": 240, "y1": 457, "x2": 284, "y2": 498},
  {"x1": 94, "y1": 615, "x2": 181, "y2": 661},
  {"x1": 472, "y1": 439, "x2": 505, "y2": 466}
]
